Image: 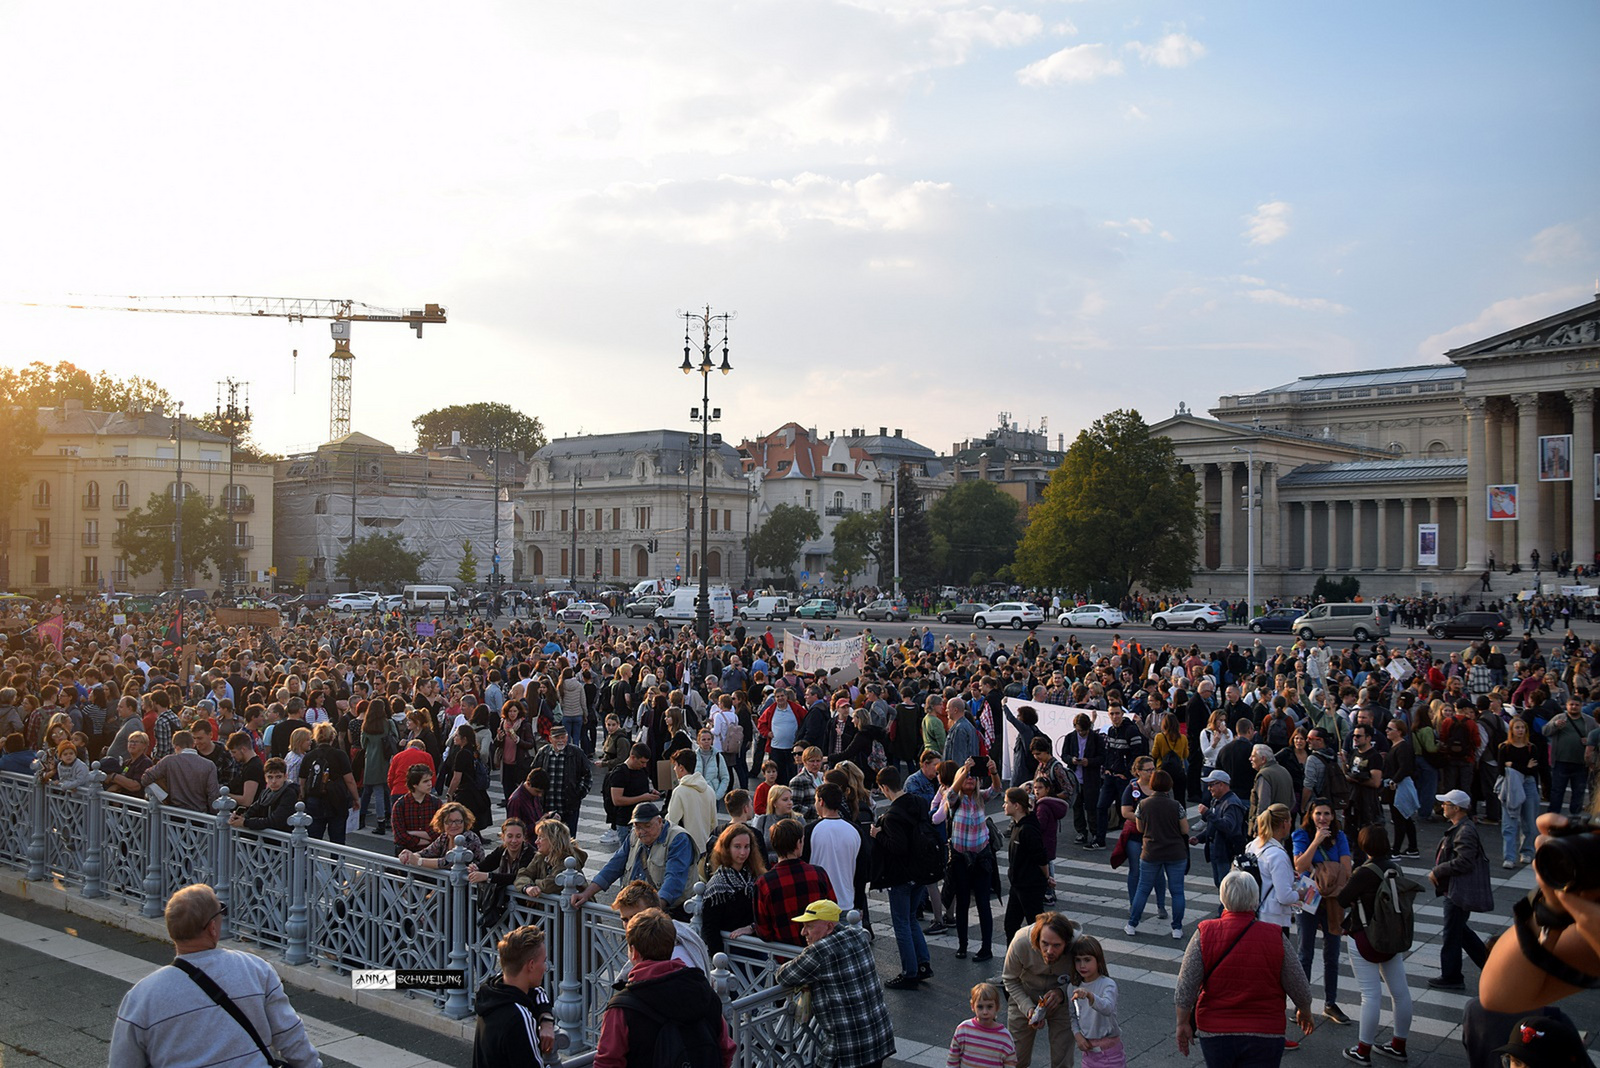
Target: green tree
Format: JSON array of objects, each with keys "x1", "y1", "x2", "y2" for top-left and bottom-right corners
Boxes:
[
  {"x1": 457, "y1": 540, "x2": 479, "y2": 585},
  {"x1": 0, "y1": 401, "x2": 43, "y2": 518},
  {"x1": 1015, "y1": 409, "x2": 1201, "y2": 601},
  {"x1": 0, "y1": 360, "x2": 174, "y2": 413},
  {"x1": 878, "y1": 467, "x2": 935, "y2": 590},
  {"x1": 412, "y1": 402, "x2": 547, "y2": 455},
  {"x1": 830, "y1": 508, "x2": 883, "y2": 580},
  {"x1": 114, "y1": 491, "x2": 231, "y2": 586},
  {"x1": 748, "y1": 503, "x2": 822, "y2": 574},
  {"x1": 335, "y1": 532, "x2": 425, "y2": 588},
  {"x1": 1312, "y1": 575, "x2": 1360, "y2": 602},
  {"x1": 928, "y1": 479, "x2": 1021, "y2": 584}
]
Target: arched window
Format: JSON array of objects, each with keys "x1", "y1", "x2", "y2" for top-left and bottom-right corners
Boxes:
[
  {"x1": 831, "y1": 491, "x2": 844, "y2": 512},
  {"x1": 114, "y1": 481, "x2": 130, "y2": 509},
  {"x1": 83, "y1": 480, "x2": 100, "y2": 508},
  {"x1": 636, "y1": 547, "x2": 650, "y2": 577},
  {"x1": 33, "y1": 480, "x2": 50, "y2": 507},
  {"x1": 531, "y1": 547, "x2": 544, "y2": 576},
  {"x1": 707, "y1": 550, "x2": 722, "y2": 578},
  {"x1": 1426, "y1": 439, "x2": 1448, "y2": 456}
]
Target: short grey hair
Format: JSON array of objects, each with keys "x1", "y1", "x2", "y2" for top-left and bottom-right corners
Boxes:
[
  {"x1": 1219, "y1": 870, "x2": 1260, "y2": 915},
  {"x1": 1251, "y1": 744, "x2": 1274, "y2": 761}
]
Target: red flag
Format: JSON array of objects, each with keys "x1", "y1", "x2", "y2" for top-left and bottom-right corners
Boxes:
[{"x1": 36, "y1": 614, "x2": 65, "y2": 652}]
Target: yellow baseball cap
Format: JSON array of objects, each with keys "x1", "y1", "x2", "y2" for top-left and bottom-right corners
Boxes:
[{"x1": 790, "y1": 899, "x2": 842, "y2": 924}]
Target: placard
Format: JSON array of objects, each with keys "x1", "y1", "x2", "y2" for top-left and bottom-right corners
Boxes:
[
  {"x1": 1539, "y1": 434, "x2": 1573, "y2": 481},
  {"x1": 1487, "y1": 484, "x2": 1518, "y2": 522},
  {"x1": 1417, "y1": 523, "x2": 1439, "y2": 567},
  {"x1": 782, "y1": 631, "x2": 865, "y2": 682}
]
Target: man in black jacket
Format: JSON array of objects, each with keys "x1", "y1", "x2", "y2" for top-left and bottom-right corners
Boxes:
[
  {"x1": 871, "y1": 767, "x2": 935, "y2": 989},
  {"x1": 1184, "y1": 679, "x2": 1215, "y2": 801},
  {"x1": 473, "y1": 925, "x2": 555, "y2": 1068}
]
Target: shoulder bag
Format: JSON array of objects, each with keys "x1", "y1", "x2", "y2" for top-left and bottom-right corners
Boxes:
[{"x1": 172, "y1": 957, "x2": 288, "y2": 1068}]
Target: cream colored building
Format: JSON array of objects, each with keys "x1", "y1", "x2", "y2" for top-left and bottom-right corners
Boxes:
[
  {"x1": 1155, "y1": 296, "x2": 1599, "y2": 598},
  {"x1": 1, "y1": 401, "x2": 274, "y2": 595}
]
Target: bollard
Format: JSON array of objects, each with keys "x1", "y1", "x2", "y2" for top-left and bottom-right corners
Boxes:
[
  {"x1": 553, "y1": 855, "x2": 587, "y2": 1046},
  {"x1": 83, "y1": 761, "x2": 106, "y2": 899},
  {"x1": 25, "y1": 750, "x2": 47, "y2": 881},
  {"x1": 285, "y1": 803, "x2": 312, "y2": 965},
  {"x1": 212, "y1": 787, "x2": 237, "y2": 940},
  {"x1": 141, "y1": 794, "x2": 164, "y2": 918},
  {"x1": 443, "y1": 833, "x2": 473, "y2": 1020}
]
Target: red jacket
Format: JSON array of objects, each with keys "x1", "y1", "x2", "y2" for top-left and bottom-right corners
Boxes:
[
  {"x1": 388, "y1": 746, "x2": 436, "y2": 797},
  {"x1": 593, "y1": 959, "x2": 735, "y2": 1068},
  {"x1": 1194, "y1": 913, "x2": 1288, "y2": 1036}
]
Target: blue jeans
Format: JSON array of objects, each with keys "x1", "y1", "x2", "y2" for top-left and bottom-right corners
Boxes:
[
  {"x1": 1125, "y1": 839, "x2": 1168, "y2": 912},
  {"x1": 1413, "y1": 758, "x2": 1439, "y2": 817},
  {"x1": 1129, "y1": 857, "x2": 1186, "y2": 930},
  {"x1": 1550, "y1": 762, "x2": 1587, "y2": 815},
  {"x1": 357, "y1": 783, "x2": 390, "y2": 827},
  {"x1": 305, "y1": 797, "x2": 348, "y2": 845},
  {"x1": 1096, "y1": 776, "x2": 1127, "y2": 844},
  {"x1": 1503, "y1": 786, "x2": 1540, "y2": 863},
  {"x1": 564, "y1": 715, "x2": 584, "y2": 745},
  {"x1": 887, "y1": 883, "x2": 930, "y2": 976},
  {"x1": 1199, "y1": 1034, "x2": 1284, "y2": 1068},
  {"x1": 1297, "y1": 908, "x2": 1341, "y2": 1004}
]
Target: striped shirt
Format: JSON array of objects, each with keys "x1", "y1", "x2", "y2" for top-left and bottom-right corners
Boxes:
[{"x1": 947, "y1": 1019, "x2": 1017, "y2": 1068}]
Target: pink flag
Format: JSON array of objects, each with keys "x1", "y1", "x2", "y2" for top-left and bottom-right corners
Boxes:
[{"x1": 36, "y1": 614, "x2": 65, "y2": 652}]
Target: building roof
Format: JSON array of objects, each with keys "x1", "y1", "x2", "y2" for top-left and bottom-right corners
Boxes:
[
  {"x1": 739, "y1": 423, "x2": 873, "y2": 481},
  {"x1": 1257, "y1": 364, "x2": 1464, "y2": 395},
  {"x1": 1277, "y1": 457, "x2": 1468, "y2": 488},
  {"x1": 35, "y1": 405, "x2": 231, "y2": 444},
  {"x1": 534, "y1": 429, "x2": 742, "y2": 481}
]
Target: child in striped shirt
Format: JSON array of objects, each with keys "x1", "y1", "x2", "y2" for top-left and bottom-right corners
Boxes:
[{"x1": 948, "y1": 983, "x2": 1017, "y2": 1068}]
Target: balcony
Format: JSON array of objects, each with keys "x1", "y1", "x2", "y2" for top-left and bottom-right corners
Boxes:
[
  {"x1": 111, "y1": 495, "x2": 130, "y2": 510},
  {"x1": 823, "y1": 503, "x2": 857, "y2": 517},
  {"x1": 31, "y1": 495, "x2": 50, "y2": 509},
  {"x1": 231, "y1": 535, "x2": 256, "y2": 550},
  {"x1": 223, "y1": 494, "x2": 255, "y2": 514},
  {"x1": 82, "y1": 493, "x2": 100, "y2": 509},
  {"x1": 82, "y1": 533, "x2": 100, "y2": 547},
  {"x1": 28, "y1": 532, "x2": 50, "y2": 547},
  {"x1": 80, "y1": 570, "x2": 100, "y2": 585}
]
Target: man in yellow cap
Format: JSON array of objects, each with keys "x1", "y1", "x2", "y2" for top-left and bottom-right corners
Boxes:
[{"x1": 775, "y1": 900, "x2": 896, "y2": 1068}]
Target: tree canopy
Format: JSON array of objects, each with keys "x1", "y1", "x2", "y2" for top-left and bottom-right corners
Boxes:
[
  {"x1": 928, "y1": 479, "x2": 1021, "y2": 585},
  {"x1": 412, "y1": 402, "x2": 547, "y2": 455},
  {"x1": 0, "y1": 360, "x2": 175, "y2": 414},
  {"x1": 336, "y1": 532, "x2": 425, "y2": 588},
  {"x1": 1014, "y1": 409, "x2": 1201, "y2": 601},
  {"x1": 457, "y1": 540, "x2": 479, "y2": 585},
  {"x1": 830, "y1": 508, "x2": 883, "y2": 581},
  {"x1": 748, "y1": 503, "x2": 822, "y2": 574},
  {"x1": 878, "y1": 467, "x2": 935, "y2": 589},
  {"x1": 114, "y1": 491, "x2": 232, "y2": 586}
]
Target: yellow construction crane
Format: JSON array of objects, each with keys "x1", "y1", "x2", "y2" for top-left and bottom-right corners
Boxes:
[{"x1": 15, "y1": 295, "x2": 446, "y2": 440}]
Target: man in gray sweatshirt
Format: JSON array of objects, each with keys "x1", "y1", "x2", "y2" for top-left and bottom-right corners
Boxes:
[{"x1": 140, "y1": 730, "x2": 221, "y2": 813}]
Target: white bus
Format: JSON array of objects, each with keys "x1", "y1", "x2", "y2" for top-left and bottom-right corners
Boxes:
[{"x1": 402, "y1": 585, "x2": 458, "y2": 615}]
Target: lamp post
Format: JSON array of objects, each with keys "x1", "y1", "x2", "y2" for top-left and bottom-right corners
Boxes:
[
  {"x1": 1231, "y1": 445, "x2": 1256, "y2": 618},
  {"x1": 569, "y1": 471, "x2": 583, "y2": 587},
  {"x1": 170, "y1": 403, "x2": 184, "y2": 590},
  {"x1": 216, "y1": 379, "x2": 249, "y2": 601},
  {"x1": 680, "y1": 305, "x2": 733, "y2": 642},
  {"x1": 680, "y1": 459, "x2": 691, "y2": 583},
  {"x1": 489, "y1": 428, "x2": 501, "y2": 594}
]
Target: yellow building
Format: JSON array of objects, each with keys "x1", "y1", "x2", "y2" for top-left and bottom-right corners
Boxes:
[{"x1": 1, "y1": 401, "x2": 274, "y2": 596}]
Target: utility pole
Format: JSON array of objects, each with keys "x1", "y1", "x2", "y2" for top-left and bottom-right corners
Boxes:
[
  {"x1": 170, "y1": 403, "x2": 184, "y2": 590},
  {"x1": 569, "y1": 471, "x2": 583, "y2": 586},
  {"x1": 678, "y1": 306, "x2": 734, "y2": 642},
  {"x1": 216, "y1": 379, "x2": 250, "y2": 602},
  {"x1": 892, "y1": 465, "x2": 902, "y2": 600}
]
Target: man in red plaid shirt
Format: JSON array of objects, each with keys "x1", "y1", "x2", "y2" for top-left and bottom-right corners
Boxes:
[{"x1": 754, "y1": 818, "x2": 836, "y2": 946}]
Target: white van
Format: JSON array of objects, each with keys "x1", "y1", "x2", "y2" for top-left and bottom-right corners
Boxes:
[
  {"x1": 629, "y1": 579, "x2": 668, "y2": 599},
  {"x1": 741, "y1": 596, "x2": 790, "y2": 622},
  {"x1": 654, "y1": 585, "x2": 734, "y2": 625},
  {"x1": 402, "y1": 585, "x2": 458, "y2": 615}
]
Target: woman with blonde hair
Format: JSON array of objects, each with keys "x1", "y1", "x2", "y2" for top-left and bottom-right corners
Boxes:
[
  {"x1": 300, "y1": 721, "x2": 358, "y2": 844},
  {"x1": 513, "y1": 817, "x2": 589, "y2": 897},
  {"x1": 751, "y1": 785, "x2": 794, "y2": 864},
  {"x1": 1244, "y1": 803, "x2": 1299, "y2": 932}
]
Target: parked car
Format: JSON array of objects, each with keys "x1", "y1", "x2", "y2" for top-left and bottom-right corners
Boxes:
[
  {"x1": 328, "y1": 592, "x2": 380, "y2": 613},
  {"x1": 1290, "y1": 602, "x2": 1392, "y2": 642},
  {"x1": 557, "y1": 601, "x2": 613, "y2": 624},
  {"x1": 857, "y1": 598, "x2": 910, "y2": 622},
  {"x1": 795, "y1": 598, "x2": 839, "y2": 619},
  {"x1": 1428, "y1": 611, "x2": 1511, "y2": 641},
  {"x1": 937, "y1": 602, "x2": 990, "y2": 624},
  {"x1": 1056, "y1": 603, "x2": 1124, "y2": 628},
  {"x1": 973, "y1": 602, "x2": 1045, "y2": 630},
  {"x1": 157, "y1": 588, "x2": 211, "y2": 605},
  {"x1": 624, "y1": 596, "x2": 664, "y2": 618},
  {"x1": 1151, "y1": 602, "x2": 1226, "y2": 631},
  {"x1": 741, "y1": 596, "x2": 791, "y2": 621},
  {"x1": 379, "y1": 594, "x2": 405, "y2": 612},
  {"x1": 1248, "y1": 607, "x2": 1301, "y2": 634}
]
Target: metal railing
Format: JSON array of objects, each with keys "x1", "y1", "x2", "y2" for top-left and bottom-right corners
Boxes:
[
  {"x1": 224, "y1": 494, "x2": 256, "y2": 514},
  {"x1": 28, "y1": 531, "x2": 50, "y2": 547},
  {"x1": 82, "y1": 533, "x2": 100, "y2": 546},
  {"x1": 32, "y1": 495, "x2": 51, "y2": 509},
  {"x1": 232, "y1": 535, "x2": 256, "y2": 550},
  {"x1": 83, "y1": 493, "x2": 100, "y2": 509},
  {"x1": 111, "y1": 495, "x2": 130, "y2": 510},
  {"x1": 0, "y1": 764, "x2": 834, "y2": 1055}
]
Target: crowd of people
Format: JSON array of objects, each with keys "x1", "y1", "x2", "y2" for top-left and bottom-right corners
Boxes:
[{"x1": 5, "y1": 593, "x2": 1599, "y2": 1068}]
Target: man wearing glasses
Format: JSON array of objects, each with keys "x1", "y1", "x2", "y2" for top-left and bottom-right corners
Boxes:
[{"x1": 111, "y1": 883, "x2": 321, "y2": 1067}]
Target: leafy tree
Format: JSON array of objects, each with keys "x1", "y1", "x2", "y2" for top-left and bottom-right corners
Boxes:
[
  {"x1": 114, "y1": 492, "x2": 232, "y2": 586},
  {"x1": 1014, "y1": 409, "x2": 1201, "y2": 601},
  {"x1": 457, "y1": 540, "x2": 479, "y2": 585},
  {"x1": 335, "y1": 532, "x2": 424, "y2": 588},
  {"x1": 1312, "y1": 575, "x2": 1360, "y2": 602},
  {"x1": 830, "y1": 508, "x2": 883, "y2": 580},
  {"x1": 0, "y1": 360, "x2": 174, "y2": 413},
  {"x1": 928, "y1": 479, "x2": 1021, "y2": 584},
  {"x1": 412, "y1": 402, "x2": 547, "y2": 455},
  {"x1": 748, "y1": 503, "x2": 822, "y2": 574},
  {"x1": 0, "y1": 400, "x2": 43, "y2": 518},
  {"x1": 878, "y1": 467, "x2": 935, "y2": 590}
]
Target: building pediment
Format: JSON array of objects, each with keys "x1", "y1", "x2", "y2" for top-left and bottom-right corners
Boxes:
[{"x1": 1446, "y1": 297, "x2": 1600, "y2": 361}]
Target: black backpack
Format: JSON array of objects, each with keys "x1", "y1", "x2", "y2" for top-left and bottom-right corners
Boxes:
[
  {"x1": 1315, "y1": 750, "x2": 1351, "y2": 805},
  {"x1": 304, "y1": 748, "x2": 341, "y2": 804},
  {"x1": 908, "y1": 807, "x2": 948, "y2": 886},
  {"x1": 605, "y1": 991, "x2": 722, "y2": 1068},
  {"x1": 1356, "y1": 861, "x2": 1422, "y2": 956},
  {"x1": 1232, "y1": 849, "x2": 1264, "y2": 907}
]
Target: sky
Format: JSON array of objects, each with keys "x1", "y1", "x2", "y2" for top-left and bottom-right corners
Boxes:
[{"x1": 1, "y1": 1, "x2": 1597, "y2": 460}]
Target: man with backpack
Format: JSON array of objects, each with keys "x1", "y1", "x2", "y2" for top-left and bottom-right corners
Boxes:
[
  {"x1": 594, "y1": 908, "x2": 734, "y2": 1068},
  {"x1": 870, "y1": 766, "x2": 942, "y2": 990},
  {"x1": 1438, "y1": 699, "x2": 1481, "y2": 810}
]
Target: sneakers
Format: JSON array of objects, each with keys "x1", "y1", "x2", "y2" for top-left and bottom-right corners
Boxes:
[
  {"x1": 1503, "y1": 860, "x2": 1517, "y2": 870},
  {"x1": 1399, "y1": 850, "x2": 1420, "y2": 859},
  {"x1": 925, "y1": 921, "x2": 950, "y2": 936},
  {"x1": 917, "y1": 961, "x2": 934, "y2": 980},
  {"x1": 1426, "y1": 976, "x2": 1466, "y2": 991},
  {"x1": 1343, "y1": 1045, "x2": 1372, "y2": 1065},
  {"x1": 1284, "y1": 1040, "x2": 1300, "y2": 1052},
  {"x1": 883, "y1": 973, "x2": 920, "y2": 990},
  {"x1": 599, "y1": 829, "x2": 621, "y2": 847},
  {"x1": 972, "y1": 948, "x2": 994, "y2": 963},
  {"x1": 1124, "y1": 924, "x2": 1139, "y2": 936},
  {"x1": 1372, "y1": 1040, "x2": 1408, "y2": 1061},
  {"x1": 1158, "y1": 907, "x2": 1169, "y2": 920},
  {"x1": 1088, "y1": 840, "x2": 1106, "y2": 850},
  {"x1": 1171, "y1": 927, "x2": 1184, "y2": 940},
  {"x1": 1324, "y1": 1005, "x2": 1351, "y2": 1025}
]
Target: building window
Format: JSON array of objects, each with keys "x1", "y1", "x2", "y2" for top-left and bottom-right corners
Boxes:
[
  {"x1": 113, "y1": 558, "x2": 129, "y2": 585},
  {"x1": 33, "y1": 480, "x2": 50, "y2": 507},
  {"x1": 707, "y1": 550, "x2": 722, "y2": 578},
  {"x1": 560, "y1": 510, "x2": 569, "y2": 532},
  {"x1": 82, "y1": 557, "x2": 99, "y2": 584},
  {"x1": 724, "y1": 509, "x2": 731, "y2": 530},
  {"x1": 113, "y1": 481, "x2": 130, "y2": 509},
  {"x1": 83, "y1": 481, "x2": 100, "y2": 509},
  {"x1": 532, "y1": 510, "x2": 544, "y2": 531},
  {"x1": 112, "y1": 445, "x2": 129, "y2": 458},
  {"x1": 636, "y1": 547, "x2": 649, "y2": 576},
  {"x1": 560, "y1": 548, "x2": 569, "y2": 577},
  {"x1": 612, "y1": 507, "x2": 621, "y2": 530},
  {"x1": 710, "y1": 510, "x2": 718, "y2": 531},
  {"x1": 577, "y1": 509, "x2": 585, "y2": 532},
  {"x1": 634, "y1": 506, "x2": 651, "y2": 529},
  {"x1": 595, "y1": 508, "x2": 603, "y2": 531},
  {"x1": 58, "y1": 446, "x2": 80, "y2": 457},
  {"x1": 804, "y1": 490, "x2": 813, "y2": 509},
  {"x1": 233, "y1": 522, "x2": 250, "y2": 548},
  {"x1": 33, "y1": 519, "x2": 50, "y2": 547},
  {"x1": 531, "y1": 547, "x2": 544, "y2": 576},
  {"x1": 83, "y1": 520, "x2": 98, "y2": 547},
  {"x1": 577, "y1": 548, "x2": 586, "y2": 575},
  {"x1": 34, "y1": 556, "x2": 49, "y2": 584},
  {"x1": 832, "y1": 463, "x2": 846, "y2": 472},
  {"x1": 862, "y1": 493, "x2": 871, "y2": 511},
  {"x1": 612, "y1": 548, "x2": 621, "y2": 575},
  {"x1": 777, "y1": 460, "x2": 790, "y2": 472}
]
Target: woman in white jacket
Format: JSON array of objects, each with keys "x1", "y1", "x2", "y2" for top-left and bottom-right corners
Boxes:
[
  {"x1": 1199, "y1": 709, "x2": 1233, "y2": 775},
  {"x1": 1246, "y1": 803, "x2": 1300, "y2": 930}
]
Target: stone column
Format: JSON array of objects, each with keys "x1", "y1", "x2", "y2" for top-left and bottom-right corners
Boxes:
[
  {"x1": 1350, "y1": 500, "x2": 1364, "y2": 570},
  {"x1": 1427, "y1": 497, "x2": 1442, "y2": 569},
  {"x1": 1327, "y1": 500, "x2": 1341, "y2": 572},
  {"x1": 1261, "y1": 462, "x2": 1279, "y2": 571},
  {"x1": 1402, "y1": 497, "x2": 1415, "y2": 570},
  {"x1": 1456, "y1": 497, "x2": 1469, "y2": 570},
  {"x1": 1376, "y1": 499, "x2": 1390, "y2": 569},
  {"x1": 1514, "y1": 391, "x2": 1541, "y2": 568},
  {"x1": 1487, "y1": 402, "x2": 1508, "y2": 567},
  {"x1": 1192, "y1": 465, "x2": 1208, "y2": 570},
  {"x1": 1302, "y1": 501, "x2": 1315, "y2": 570},
  {"x1": 1570, "y1": 389, "x2": 1596, "y2": 571},
  {"x1": 1220, "y1": 461, "x2": 1236, "y2": 571},
  {"x1": 1463, "y1": 396, "x2": 1488, "y2": 569}
]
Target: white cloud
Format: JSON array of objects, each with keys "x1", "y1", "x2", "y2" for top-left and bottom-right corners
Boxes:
[
  {"x1": 1123, "y1": 103, "x2": 1150, "y2": 121},
  {"x1": 1103, "y1": 217, "x2": 1155, "y2": 235},
  {"x1": 1415, "y1": 284, "x2": 1593, "y2": 356},
  {"x1": 1244, "y1": 288, "x2": 1349, "y2": 314},
  {"x1": 1244, "y1": 201, "x2": 1292, "y2": 245},
  {"x1": 1127, "y1": 32, "x2": 1206, "y2": 68},
  {"x1": 1523, "y1": 223, "x2": 1588, "y2": 265},
  {"x1": 1016, "y1": 43, "x2": 1124, "y2": 86}
]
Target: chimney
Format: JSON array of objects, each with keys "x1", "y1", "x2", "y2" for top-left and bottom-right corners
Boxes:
[
  {"x1": 879, "y1": 426, "x2": 887, "y2": 436},
  {"x1": 1058, "y1": 433, "x2": 1064, "y2": 451},
  {"x1": 64, "y1": 398, "x2": 84, "y2": 413},
  {"x1": 893, "y1": 428, "x2": 902, "y2": 437},
  {"x1": 808, "y1": 427, "x2": 817, "y2": 440}
]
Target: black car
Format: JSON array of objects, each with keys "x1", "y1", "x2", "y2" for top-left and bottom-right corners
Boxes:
[
  {"x1": 1428, "y1": 612, "x2": 1511, "y2": 641},
  {"x1": 1248, "y1": 607, "x2": 1301, "y2": 634},
  {"x1": 937, "y1": 602, "x2": 990, "y2": 624}
]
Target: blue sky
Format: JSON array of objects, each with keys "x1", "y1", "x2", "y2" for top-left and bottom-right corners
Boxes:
[{"x1": 1, "y1": 1, "x2": 1595, "y2": 457}]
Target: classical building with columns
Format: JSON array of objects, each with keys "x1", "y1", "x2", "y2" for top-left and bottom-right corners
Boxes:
[{"x1": 1153, "y1": 296, "x2": 1598, "y2": 599}]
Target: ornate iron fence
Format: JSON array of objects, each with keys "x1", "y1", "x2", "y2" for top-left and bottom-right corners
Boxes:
[{"x1": 0, "y1": 771, "x2": 38, "y2": 866}]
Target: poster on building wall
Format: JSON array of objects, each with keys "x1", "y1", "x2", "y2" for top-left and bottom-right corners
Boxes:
[
  {"x1": 1487, "y1": 484, "x2": 1518, "y2": 521},
  {"x1": 1538, "y1": 434, "x2": 1573, "y2": 481},
  {"x1": 1417, "y1": 524, "x2": 1439, "y2": 567}
]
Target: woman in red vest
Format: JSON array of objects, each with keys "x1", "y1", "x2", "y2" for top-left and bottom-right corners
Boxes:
[{"x1": 1174, "y1": 870, "x2": 1315, "y2": 1066}]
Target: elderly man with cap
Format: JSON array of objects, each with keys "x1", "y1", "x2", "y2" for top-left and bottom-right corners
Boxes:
[
  {"x1": 776, "y1": 900, "x2": 896, "y2": 1068},
  {"x1": 1427, "y1": 788, "x2": 1492, "y2": 992},
  {"x1": 571, "y1": 802, "x2": 696, "y2": 913},
  {"x1": 533, "y1": 722, "x2": 591, "y2": 836},
  {"x1": 1191, "y1": 769, "x2": 1249, "y2": 892}
]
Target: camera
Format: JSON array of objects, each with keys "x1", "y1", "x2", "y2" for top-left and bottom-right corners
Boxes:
[{"x1": 1532, "y1": 813, "x2": 1600, "y2": 893}]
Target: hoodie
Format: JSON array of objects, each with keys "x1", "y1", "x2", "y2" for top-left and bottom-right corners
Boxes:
[
  {"x1": 667, "y1": 771, "x2": 716, "y2": 846},
  {"x1": 472, "y1": 976, "x2": 553, "y2": 1068},
  {"x1": 594, "y1": 958, "x2": 735, "y2": 1068}
]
